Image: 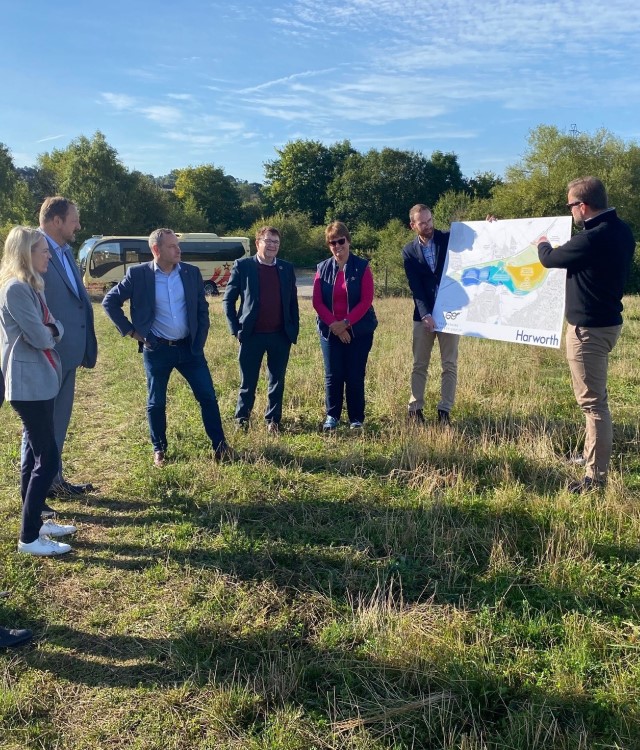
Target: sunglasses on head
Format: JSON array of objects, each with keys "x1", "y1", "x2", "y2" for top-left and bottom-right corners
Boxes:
[{"x1": 328, "y1": 237, "x2": 347, "y2": 247}]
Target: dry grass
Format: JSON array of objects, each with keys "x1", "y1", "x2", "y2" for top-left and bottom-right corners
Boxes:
[{"x1": 1, "y1": 295, "x2": 639, "y2": 749}]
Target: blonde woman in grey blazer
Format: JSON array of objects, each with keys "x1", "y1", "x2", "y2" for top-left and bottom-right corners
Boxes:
[{"x1": 0, "y1": 227, "x2": 76, "y2": 556}]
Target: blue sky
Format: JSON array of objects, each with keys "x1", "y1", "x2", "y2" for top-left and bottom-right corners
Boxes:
[{"x1": 3, "y1": 0, "x2": 639, "y2": 184}]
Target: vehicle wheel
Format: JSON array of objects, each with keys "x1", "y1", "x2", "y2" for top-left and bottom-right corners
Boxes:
[{"x1": 204, "y1": 281, "x2": 219, "y2": 296}]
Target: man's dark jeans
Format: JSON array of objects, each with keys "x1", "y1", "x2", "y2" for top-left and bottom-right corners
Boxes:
[
  {"x1": 142, "y1": 342, "x2": 226, "y2": 452},
  {"x1": 236, "y1": 331, "x2": 291, "y2": 424}
]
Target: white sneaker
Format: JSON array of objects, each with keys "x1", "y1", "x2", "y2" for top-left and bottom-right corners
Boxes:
[
  {"x1": 18, "y1": 536, "x2": 72, "y2": 556},
  {"x1": 39, "y1": 519, "x2": 77, "y2": 537}
]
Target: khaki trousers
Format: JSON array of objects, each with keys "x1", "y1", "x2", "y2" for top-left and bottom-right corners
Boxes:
[
  {"x1": 566, "y1": 323, "x2": 622, "y2": 481},
  {"x1": 408, "y1": 322, "x2": 459, "y2": 413}
]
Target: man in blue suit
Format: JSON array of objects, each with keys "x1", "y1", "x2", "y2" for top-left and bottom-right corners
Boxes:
[
  {"x1": 402, "y1": 203, "x2": 459, "y2": 426},
  {"x1": 102, "y1": 228, "x2": 230, "y2": 467},
  {"x1": 39, "y1": 196, "x2": 98, "y2": 496},
  {"x1": 222, "y1": 226, "x2": 299, "y2": 434}
]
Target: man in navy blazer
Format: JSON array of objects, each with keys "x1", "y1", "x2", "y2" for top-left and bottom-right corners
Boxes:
[
  {"x1": 402, "y1": 203, "x2": 459, "y2": 426},
  {"x1": 103, "y1": 228, "x2": 230, "y2": 466},
  {"x1": 223, "y1": 226, "x2": 299, "y2": 433},
  {"x1": 39, "y1": 196, "x2": 97, "y2": 496}
]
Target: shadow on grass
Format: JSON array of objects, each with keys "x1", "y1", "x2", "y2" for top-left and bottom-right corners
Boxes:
[
  {"x1": 67, "y1": 492, "x2": 640, "y2": 620},
  {"x1": 20, "y1": 620, "x2": 634, "y2": 748}
]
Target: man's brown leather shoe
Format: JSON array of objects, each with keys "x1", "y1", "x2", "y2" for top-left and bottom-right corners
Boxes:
[{"x1": 153, "y1": 450, "x2": 166, "y2": 468}]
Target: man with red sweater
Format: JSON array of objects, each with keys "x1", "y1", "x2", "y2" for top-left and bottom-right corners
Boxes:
[
  {"x1": 538, "y1": 177, "x2": 635, "y2": 493},
  {"x1": 223, "y1": 226, "x2": 299, "y2": 433}
]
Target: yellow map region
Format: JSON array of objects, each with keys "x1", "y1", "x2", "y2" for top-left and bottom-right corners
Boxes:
[
  {"x1": 457, "y1": 243, "x2": 548, "y2": 295},
  {"x1": 503, "y1": 245, "x2": 548, "y2": 292}
]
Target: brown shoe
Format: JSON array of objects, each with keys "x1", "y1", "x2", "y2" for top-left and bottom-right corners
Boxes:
[
  {"x1": 153, "y1": 450, "x2": 166, "y2": 468},
  {"x1": 266, "y1": 421, "x2": 280, "y2": 435}
]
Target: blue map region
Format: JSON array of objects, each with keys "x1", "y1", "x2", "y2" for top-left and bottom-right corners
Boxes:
[{"x1": 461, "y1": 264, "x2": 519, "y2": 295}]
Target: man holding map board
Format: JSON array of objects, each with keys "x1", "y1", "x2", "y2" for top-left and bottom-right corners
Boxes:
[
  {"x1": 402, "y1": 204, "x2": 459, "y2": 426},
  {"x1": 537, "y1": 176, "x2": 635, "y2": 494}
]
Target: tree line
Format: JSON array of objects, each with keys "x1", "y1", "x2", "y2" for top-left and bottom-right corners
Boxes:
[{"x1": 1, "y1": 125, "x2": 639, "y2": 292}]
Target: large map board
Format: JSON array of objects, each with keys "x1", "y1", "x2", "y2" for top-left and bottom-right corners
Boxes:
[{"x1": 432, "y1": 217, "x2": 572, "y2": 348}]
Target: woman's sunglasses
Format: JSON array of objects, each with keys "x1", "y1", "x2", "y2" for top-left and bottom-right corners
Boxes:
[{"x1": 328, "y1": 238, "x2": 347, "y2": 247}]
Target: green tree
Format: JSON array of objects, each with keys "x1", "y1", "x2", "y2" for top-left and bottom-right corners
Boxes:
[
  {"x1": 123, "y1": 172, "x2": 173, "y2": 235},
  {"x1": 249, "y1": 211, "x2": 324, "y2": 267},
  {"x1": 166, "y1": 193, "x2": 209, "y2": 234},
  {"x1": 0, "y1": 143, "x2": 36, "y2": 235},
  {"x1": 264, "y1": 139, "x2": 354, "y2": 225},
  {"x1": 369, "y1": 218, "x2": 414, "y2": 296},
  {"x1": 0, "y1": 143, "x2": 18, "y2": 221},
  {"x1": 38, "y1": 131, "x2": 133, "y2": 243},
  {"x1": 327, "y1": 148, "x2": 465, "y2": 229},
  {"x1": 432, "y1": 190, "x2": 492, "y2": 229},
  {"x1": 428, "y1": 150, "x2": 466, "y2": 197},
  {"x1": 350, "y1": 222, "x2": 379, "y2": 258},
  {"x1": 490, "y1": 125, "x2": 640, "y2": 235},
  {"x1": 174, "y1": 165, "x2": 242, "y2": 233},
  {"x1": 466, "y1": 171, "x2": 503, "y2": 200}
]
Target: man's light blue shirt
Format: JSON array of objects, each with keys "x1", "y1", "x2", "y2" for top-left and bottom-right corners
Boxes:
[
  {"x1": 419, "y1": 237, "x2": 437, "y2": 272},
  {"x1": 150, "y1": 262, "x2": 189, "y2": 340},
  {"x1": 43, "y1": 231, "x2": 80, "y2": 296}
]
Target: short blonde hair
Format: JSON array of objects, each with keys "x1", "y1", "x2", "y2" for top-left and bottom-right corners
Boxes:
[{"x1": 0, "y1": 226, "x2": 46, "y2": 292}]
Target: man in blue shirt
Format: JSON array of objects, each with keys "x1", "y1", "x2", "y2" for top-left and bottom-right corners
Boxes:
[
  {"x1": 39, "y1": 196, "x2": 98, "y2": 496},
  {"x1": 402, "y1": 204, "x2": 459, "y2": 426},
  {"x1": 103, "y1": 229, "x2": 230, "y2": 467}
]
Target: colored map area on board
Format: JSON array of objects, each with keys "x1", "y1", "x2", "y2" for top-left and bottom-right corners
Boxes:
[{"x1": 432, "y1": 216, "x2": 572, "y2": 348}]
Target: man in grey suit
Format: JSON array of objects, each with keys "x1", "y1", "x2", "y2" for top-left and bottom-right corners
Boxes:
[{"x1": 39, "y1": 196, "x2": 98, "y2": 495}]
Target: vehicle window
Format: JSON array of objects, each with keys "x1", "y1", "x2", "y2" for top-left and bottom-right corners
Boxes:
[
  {"x1": 77, "y1": 238, "x2": 100, "y2": 271},
  {"x1": 90, "y1": 242, "x2": 122, "y2": 278},
  {"x1": 179, "y1": 241, "x2": 246, "y2": 262},
  {"x1": 124, "y1": 242, "x2": 153, "y2": 264}
]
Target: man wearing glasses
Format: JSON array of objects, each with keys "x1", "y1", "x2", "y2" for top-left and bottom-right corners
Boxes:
[
  {"x1": 538, "y1": 177, "x2": 635, "y2": 493},
  {"x1": 102, "y1": 228, "x2": 230, "y2": 467},
  {"x1": 223, "y1": 226, "x2": 299, "y2": 434}
]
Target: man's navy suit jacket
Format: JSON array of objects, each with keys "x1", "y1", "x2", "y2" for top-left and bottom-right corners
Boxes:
[
  {"x1": 402, "y1": 230, "x2": 450, "y2": 322},
  {"x1": 102, "y1": 261, "x2": 210, "y2": 354},
  {"x1": 222, "y1": 256, "x2": 299, "y2": 344}
]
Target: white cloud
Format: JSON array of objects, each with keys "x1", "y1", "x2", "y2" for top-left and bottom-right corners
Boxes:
[
  {"x1": 239, "y1": 68, "x2": 336, "y2": 94},
  {"x1": 100, "y1": 92, "x2": 136, "y2": 111},
  {"x1": 141, "y1": 106, "x2": 184, "y2": 125},
  {"x1": 35, "y1": 134, "x2": 66, "y2": 144}
]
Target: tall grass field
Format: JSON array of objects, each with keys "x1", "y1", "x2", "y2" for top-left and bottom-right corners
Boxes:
[{"x1": 1, "y1": 294, "x2": 639, "y2": 750}]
